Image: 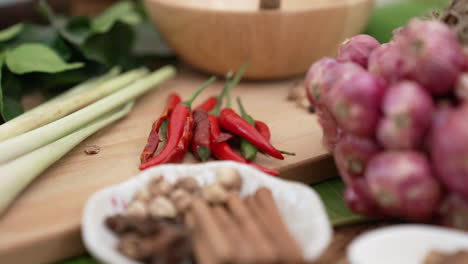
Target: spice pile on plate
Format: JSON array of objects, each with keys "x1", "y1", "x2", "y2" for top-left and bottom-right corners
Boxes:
[
  {"x1": 105, "y1": 167, "x2": 304, "y2": 264},
  {"x1": 139, "y1": 64, "x2": 294, "y2": 176}
]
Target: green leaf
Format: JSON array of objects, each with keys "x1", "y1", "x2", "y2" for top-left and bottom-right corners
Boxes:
[
  {"x1": 119, "y1": 11, "x2": 143, "y2": 26},
  {"x1": 0, "y1": 68, "x2": 25, "y2": 121},
  {"x1": 133, "y1": 21, "x2": 173, "y2": 57},
  {"x1": 91, "y1": 1, "x2": 142, "y2": 33},
  {"x1": 0, "y1": 53, "x2": 4, "y2": 121},
  {"x1": 364, "y1": 1, "x2": 442, "y2": 43},
  {"x1": 80, "y1": 22, "x2": 134, "y2": 67},
  {"x1": 52, "y1": 36, "x2": 73, "y2": 61},
  {"x1": 2, "y1": 96, "x2": 24, "y2": 121},
  {"x1": 5, "y1": 43, "x2": 84, "y2": 74},
  {"x1": 2, "y1": 71, "x2": 23, "y2": 100},
  {"x1": 39, "y1": 0, "x2": 91, "y2": 45},
  {"x1": 63, "y1": 17, "x2": 92, "y2": 45},
  {"x1": 0, "y1": 23, "x2": 25, "y2": 42},
  {"x1": 313, "y1": 178, "x2": 368, "y2": 226},
  {"x1": 6, "y1": 24, "x2": 57, "y2": 47}
]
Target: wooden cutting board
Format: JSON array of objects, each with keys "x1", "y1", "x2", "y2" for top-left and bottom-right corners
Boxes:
[{"x1": 0, "y1": 66, "x2": 337, "y2": 264}]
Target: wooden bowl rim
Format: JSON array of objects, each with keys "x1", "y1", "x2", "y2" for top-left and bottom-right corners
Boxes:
[{"x1": 144, "y1": 0, "x2": 374, "y2": 15}]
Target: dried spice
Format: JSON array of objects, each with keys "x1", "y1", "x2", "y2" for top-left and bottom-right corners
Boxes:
[
  {"x1": 84, "y1": 145, "x2": 100, "y2": 155},
  {"x1": 105, "y1": 168, "x2": 304, "y2": 264}
]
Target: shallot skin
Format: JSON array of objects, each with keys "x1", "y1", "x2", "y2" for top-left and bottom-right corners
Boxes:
[
  {"x1": 305, "y1": 18, "x2": 468, "y2": 225},
  {"x1": 337, "y1": 34, "x2": 380, "y2": 68},
  {"x1": 431, "y1": 103, "x2": 468, "y2": 200},
  {"x1": 427, "y1": 103, "x2": 454, "y2": 151},
  {"x1": 345, "y1": 178, "x2": 382, "y2": 218},
  {"x1": 463, "y1": 47, "x2": 468, "y2": 72},
  {"x1": 316, "y1": 108, "x2": 342, "y2": 152},
  {"x1": 455, "y1": 73, "x2": 468, "y2": 101},
  {"x1": 305, "y1": 57, "x2": 340, "y2": 107},
  {"x1": 306, "y1": 60, "x2": 364, "y2": 108},
  {"x1": 397, "y1": 19, "x2": 465, "y2": 95},
  {"x1": 438, "y1": 194, "x2": 468, "y2": 231},
  {"x1": 366, "y1": 151, "x2": 441, "y2": 221},
  {"x1": 334, "y1": 134, "x2": 380, "y2": 184},
  {"x1": 368, "y1": 42, "x2": 406, "y2": 86},
  {"x1": 377, "y1": 81, "x2": 434, "y2": 149},
  {"x1": 326, "y1": 71, "x2": 386, "y2": 137}
]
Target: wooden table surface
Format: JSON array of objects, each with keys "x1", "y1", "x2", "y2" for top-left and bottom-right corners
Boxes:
[{"x1": 315, "y1": 222, "x2": 391, "y2": 264}]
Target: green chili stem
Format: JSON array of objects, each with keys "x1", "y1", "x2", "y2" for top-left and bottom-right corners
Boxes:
[
  {"x1": 160, "y1": 119, "x2": 169, "y2": 140},
  {"x1": 225, "y1": 62, "x2": 249, "y2": 109},
  {"x1": 211, "y1": 71, "x2": 233, "y2": 116},
  {"x1": 279, "y1": 150, "x2": 296, "y2": 156},
  {"x1": 236, "y1": 95, "x2": 258, "y2": 161},
  {"x1": 236, "y1": 97, "x2": 249, "y2": 119},
  {"x1": 182, "y1": 76, "x2": 217, "y2": 108}
]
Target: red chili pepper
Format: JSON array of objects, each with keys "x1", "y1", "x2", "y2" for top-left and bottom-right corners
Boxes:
[
  {"x1": 140, "y1": 93, "x2": 181, "y2": 164},
  {"x1": 255, "y1": 120, "x2": 271, "y2": 141},
  {"x1": 215, "y1": 132, "x2": 233, "y2": 143},
  {"x1": 140, "y1": 77, "x2": 216, "y2": 170},
  {"x1": 219, "y1": 108, "x2": 284, "y2": 160},
  {"x1": 209, "y1": 114, "x2": 279, "y2": 176},
  {"x1": 191, "y1": 109, "x2": 211, "y2": 161},
  {"x1": 216, "y1": 63, "x2": 284, "y2": 160},
  {"x1": 248, "y1": 162, "x2": 281, "y2": 176},
  {"x1": 194, "y1": 96, "x2": 217, "y2": 112},
  {"x1": 254, "y1": 120, "x2": 296, "y2": 157}
]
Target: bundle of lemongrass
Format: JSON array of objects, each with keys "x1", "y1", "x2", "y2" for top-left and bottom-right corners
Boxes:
[{"x1": 0, "y1": 65, "x2": 176, "y2": 215}]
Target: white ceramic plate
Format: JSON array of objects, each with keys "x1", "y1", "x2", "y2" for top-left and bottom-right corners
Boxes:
[
  {"x1": 348, "y1": 224, "x2": 468, "y2": 264},
  {"x1": 82, "y1": 161, "x2": 333, "y2": 264}
]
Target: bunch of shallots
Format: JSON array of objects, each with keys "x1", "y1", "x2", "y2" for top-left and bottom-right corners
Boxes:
[{"x1": 306, "y1": 18, "x2": 468, "y2": 227}]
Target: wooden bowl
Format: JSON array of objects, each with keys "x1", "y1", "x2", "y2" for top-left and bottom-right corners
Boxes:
[{"x1": 144, "y1": 0, "x2": 374, "y2": 80}]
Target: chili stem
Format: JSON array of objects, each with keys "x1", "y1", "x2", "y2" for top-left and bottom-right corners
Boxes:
[
  {"x1": 225, "y1": 62, "x2": 249, "y2": 109},
  {"x1": 279, "y1": 150, "x2": 296, "y2": 156},
  {"x1": 160, "y1": 119, "x2": 169, "y2": 140},
  {"x1": 236, "y1": 97, "x2": 249, "y2": 119},
  {"x1": 236, "y1": 97, "x2": 258, "y2": 160},
  {"x1": 211, "y1": 71, "x2": 233, "y2": 116},
  {"x1": 182, "y1": 76, "x2": 217, "y2": 108}
]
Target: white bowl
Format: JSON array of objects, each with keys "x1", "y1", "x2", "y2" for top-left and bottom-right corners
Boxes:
[
  {"x1": 82, "y1": 161, "x2": 333, "y2": 264},
  {"x1": 348, "y1": 224, "x2": 468, "y2": 264}
]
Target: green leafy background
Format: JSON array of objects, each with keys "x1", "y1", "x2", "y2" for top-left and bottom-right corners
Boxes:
[{"x1": 0, "y1": 0, "x2": 172, "y2": 122}]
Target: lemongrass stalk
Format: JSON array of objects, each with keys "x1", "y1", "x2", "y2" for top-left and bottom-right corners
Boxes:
[
  {"x1": 25, "y1": 67, "x2": 121, "y2": 113},
  {"x1": 0, "y1": 65, "x2": 176, "y2": 164},
  {"x1": 0, "y1": 67, "x2": 147, "y2": 142},
  {"x1": 2, "y1": 68, "x2": 120, "y2": 133},
  {"x1": 0, "y1": 102, "x2": 134, "y2": 215}
]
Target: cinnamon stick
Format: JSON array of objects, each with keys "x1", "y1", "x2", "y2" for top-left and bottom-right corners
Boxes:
[
  {"x1": 185, "y1": 212, "x2": 217, "y2": 264},
  {"x1": 227, "y1": 193, "x2": 278, "y2": 263},
  {"x1": 212, "y1": 205, "x2": 257, "y2": 264},
  {"x1": 245, "y1": 195, "x2": 290, "y2": 262},
  {"x1": 191, "y1": 198, "x2": 234, "y2": 263},
  {"x1": 253, "y1": 187, "x2": 304, "y2": 263}
]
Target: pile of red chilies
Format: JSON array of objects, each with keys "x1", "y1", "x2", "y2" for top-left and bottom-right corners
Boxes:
[{"x1": 138, "y1": 65, "x2": 288, "y2": 176}]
